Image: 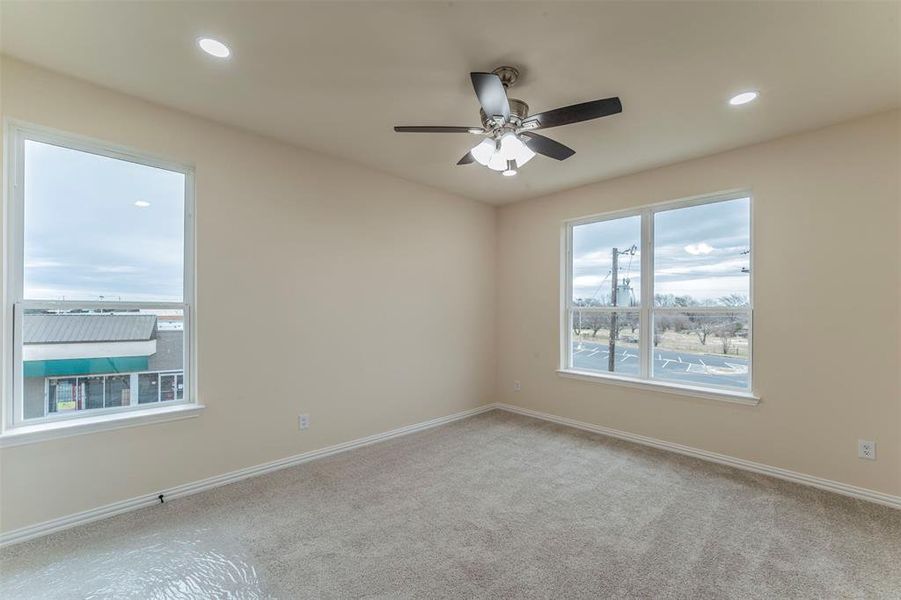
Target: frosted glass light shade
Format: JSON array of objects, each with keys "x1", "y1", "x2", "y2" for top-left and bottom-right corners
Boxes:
[
  {"x1": 487, "y1": 152, "x2": 508, "y2": 171},
  {"x1": 498, "y1": 133, "x2": 535, "y2": 167},
  {"x1": 470, "y1": 138, "x2": 496, "y2": 166}
]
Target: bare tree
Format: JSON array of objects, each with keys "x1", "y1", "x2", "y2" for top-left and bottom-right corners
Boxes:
[
  {"x1": 716, "y1": 295, "x2": 748, "y2": 354},
  {"x1": 694, "y1": 321, "x2": 714, "y2": 345},
  {"x1": 583, "y1": 312, "x2": 609, "y2": 337},
  {"x1": 720, "y1": 328, "x2": 734, "y2": 354},
  {"x1": 572, "y1": 299, "x2": 610, "y2": 338},
  {"x1": 655, "y1": 294, "x2": 700, "y2": 308},
  {"x1": 718, "y1": 294, "x2": 749, "y2": 309}
]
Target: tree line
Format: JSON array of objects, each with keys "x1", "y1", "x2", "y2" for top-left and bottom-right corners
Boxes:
[{"x1": 573, "y1": 293, "x2": 748, "y2": 355}]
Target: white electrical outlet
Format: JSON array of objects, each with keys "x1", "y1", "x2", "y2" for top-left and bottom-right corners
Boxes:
[
  {"x1": 857, "y1": 439, "x2": 876, "y2": 460},
  {"x1": 298, "y1": 414, "x2": 310, "y2": 431},
  {"x1": 513, "y1": 380, "x2": 521, "y2": 392}
]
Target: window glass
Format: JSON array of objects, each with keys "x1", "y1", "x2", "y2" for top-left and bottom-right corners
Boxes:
[
  {"x1": 23, "y1": 140, "x2": 185, "y2": 302},
  {"x1": 652, "y1": 312, "x2": 750, "y2": 389},
  {"x1": 22, "y1": 308, "x2": 184, "y2": 418},
  {"x1": 160, "y1": 374, "x2": 178, "y2": 402},
  {"x1": 654, "y1": 198, "x2": 750, "y2": 307},
  {"x1": 82, "y1": 376, "x2": 105, "y2": 410},
  {"x1": 572, "y1": 311, "x2": 640, "y2": 377},
  {"x1": 49, "y1": 378, "x2": 77, "y2": 413},
  {"x1": 105, "y1": 375, "x2": 130, "y2": 407},
  {"x1": 572, "y1": 215, "x2": 641, "y2": 306},
  {"x1": 138, "y1": 373, "x2": 160, "y2": 404}
]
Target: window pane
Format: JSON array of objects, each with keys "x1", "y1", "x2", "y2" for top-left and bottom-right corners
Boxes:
[
  {"x1": 572, "y1": 216, "x2": 641, "y2": 307},
  {"x1": 571, "y1": 310, "x2": 640, "y2": 376},
  {"x1": 160, "y1": 374, "x2": 178, "y2": 402},
  {"x1": 23, "y1": 140, "x2": 185, "y2": 302},
  {"x1": 654, "y1": 198, "x2": 750, "y2": 307},
  {"x1": 82, "y1": 376, "x2": 105, "y2": 410},
  {"x1": 22, "y1": 308, "x2": 184, "y2": 419},
  {"x1": 105, "y1": 374, "x2": 130, "y2": 407},
  {"x1": 48, "y1": 378, "x2": 76, "y2": 414},
  {"x1": 652, "y1": 311, "x2": 750, "y2": 389},
  {"x1": 138, "y1": 374, "x2": 159, "y2": 404}
]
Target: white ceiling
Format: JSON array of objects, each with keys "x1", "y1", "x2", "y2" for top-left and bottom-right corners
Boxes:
[{"x1": 1, "y1": 1, "x2": 898, "y2": 204}]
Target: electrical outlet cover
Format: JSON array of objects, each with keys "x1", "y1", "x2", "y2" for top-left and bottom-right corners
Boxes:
[{"x1": 857, "y1": 439, "x2": 876, "y2": 460}]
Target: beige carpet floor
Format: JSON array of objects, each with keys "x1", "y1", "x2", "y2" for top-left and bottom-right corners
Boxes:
[{"x1": 1, "y1": 410, "x2": 899, "y2": 599}]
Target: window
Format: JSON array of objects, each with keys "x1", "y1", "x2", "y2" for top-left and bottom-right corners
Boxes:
[
  {"x1": 564, "y1": 194, "x2": 752, "y2": 395},
  {"x1": 5, "y1": 123, "x2": 195, "y2": 431}
]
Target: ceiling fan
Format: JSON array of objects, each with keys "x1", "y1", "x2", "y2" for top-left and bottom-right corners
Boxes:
[{"x1": 394, "y1": 66, "x2": 621, "y2": 176}]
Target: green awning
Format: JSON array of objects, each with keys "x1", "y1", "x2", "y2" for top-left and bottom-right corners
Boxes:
[{"x1": 24, "y1": 356, "x2": 150, "y2": 378}]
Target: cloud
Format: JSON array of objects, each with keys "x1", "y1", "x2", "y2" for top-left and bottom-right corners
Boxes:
[
  {"x1": 24, "y1": 259, "x2": 68, "y2": 269},
  {"x1": 573, "y1": 275, "x2": 608, "y2": 288},
  {"x1": 655, "y1": 258, "x2": 748, "y2": 277},
  {"x1": 22, "y1": 140, "x2": 185, "y2": 301},
  {"x1": 654, "y1": 275, "x2": 749, "y2": 299},
  {"x1": 684, "y1": 242, "x2": 714, "y2": 255},
  {"x1": 94, "y1": 266, "x2": 141, "y2": 274}
]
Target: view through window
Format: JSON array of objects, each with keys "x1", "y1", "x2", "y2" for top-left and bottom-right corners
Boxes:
[
  {"x1": 567, "y1": 195, "x2": 751, "y2": 392},
  {"x1": 8, "y1": 127, "x2": 193, "y2": 425}
]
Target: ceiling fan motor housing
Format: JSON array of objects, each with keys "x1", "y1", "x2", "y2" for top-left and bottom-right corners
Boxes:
[{"x1": 480, "y1": 98, "x2": 529, "y2": 131}]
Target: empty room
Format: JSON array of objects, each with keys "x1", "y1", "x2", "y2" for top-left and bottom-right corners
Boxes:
[{"x1": 0, "y1": 1, "x2": 899, "y2": 598}]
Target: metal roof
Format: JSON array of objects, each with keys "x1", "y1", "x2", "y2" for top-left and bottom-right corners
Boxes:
[{"x1": 24, "y1": 314, "x2": 157, "y2": 344}]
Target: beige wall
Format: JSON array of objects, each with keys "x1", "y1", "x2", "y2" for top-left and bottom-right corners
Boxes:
[
  {"x1": 1, "y1": 56, "x2": 898, "y2": 536},
  {"x1": 0, "y1": 58, "x2": 496, "y2": 533},
  {"x1": 497, "y1": 110, "x2": 901, "y2": 497}
]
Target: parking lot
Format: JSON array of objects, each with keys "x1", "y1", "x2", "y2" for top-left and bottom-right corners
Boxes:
[{"x1": 572, "y1": 340, "x2": 749, "y2": 389}]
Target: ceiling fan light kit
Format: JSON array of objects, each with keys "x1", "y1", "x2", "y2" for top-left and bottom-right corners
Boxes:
[{"x1": 394, "y1": 66, "x2": 622, "y2": 176}]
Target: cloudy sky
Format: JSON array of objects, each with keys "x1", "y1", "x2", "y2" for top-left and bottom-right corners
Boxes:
[
  {"x1": 23, "y1": 138, "x2": 747, "y2": 307},
  {"x1": 572, "y1": 197, "x2": 750, "y2": 305},
  {"x1": 23, "y1": 140, "x2": 185, "y2": 302}
]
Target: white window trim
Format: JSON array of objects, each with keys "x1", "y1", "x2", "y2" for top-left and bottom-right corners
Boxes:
[
  {"x1": 0, "y1": 403, "x2": 204, "y2": 448},
  {"x1": 561, "y1": 189, "x2": 757, "y2": 404},
  {"x1": 555, "y1": 369, "x2": 759, "y2": 405},
  {"x1": 1, "y1": 120, "x2": 200, "y2": 444}
]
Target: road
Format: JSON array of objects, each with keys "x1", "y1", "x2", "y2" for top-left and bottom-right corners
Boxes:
[{"x1": 572, "y1": 340, "x2": 748, "y2": 389}]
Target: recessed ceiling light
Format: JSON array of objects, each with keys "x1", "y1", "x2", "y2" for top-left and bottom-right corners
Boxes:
[
  {"x1": 134, "y1": 200, "x2": 151, "y2": 208},
  {"x1": 198, "y1": 38, "x2": 230, "y2": 59},
  {"x1": 729, "y1": 91, "x2": 758, "y2": 106}
]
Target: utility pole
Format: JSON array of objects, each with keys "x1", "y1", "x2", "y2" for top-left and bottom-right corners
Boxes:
[
  {"x1": 576, "y1": 310, "x2": 583, "y2": 350},
  {"x1": 608, "y1": 248, "x2": 618, "y2": 371},
  {"x1": 608, "y1": 244, "x2": 637, "y2": 371}
]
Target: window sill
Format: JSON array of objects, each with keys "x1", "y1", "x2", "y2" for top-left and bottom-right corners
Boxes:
[
  {"x1": 556, "y1": 369, "x2": 760, "y2": 406},
  {"x1": 0, "y1": 403, "x2": 205, "y2": 448}
]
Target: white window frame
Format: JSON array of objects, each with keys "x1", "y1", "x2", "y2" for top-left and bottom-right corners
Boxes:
[
  {"x1": 560, "y1": 190, "x2": 758, "y2": 405},
  {"x1": 1, "y1": 121, "x2": 200, "y2": 444}
]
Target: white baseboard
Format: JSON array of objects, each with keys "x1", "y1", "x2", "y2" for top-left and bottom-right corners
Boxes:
[
  {"x1": 0, "y1": 404, "x2": 495, "y2": 548},
  {"x1": 4, "y1": 401, "x2": 897, "y2": 548},
  {"x1": 495, "y1": 403, "x2": 901, "y2": 510}
]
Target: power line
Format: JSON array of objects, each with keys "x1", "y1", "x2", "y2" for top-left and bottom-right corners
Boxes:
[{"x1": 588, "y1": 270, "x2": 612, "y2": 302}]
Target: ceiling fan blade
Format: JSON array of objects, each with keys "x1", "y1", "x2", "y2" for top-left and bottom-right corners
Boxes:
[
  {"x1": 521, "y1": 97, "x2": 622, "y2": 130},
  {"x1": 457, "y1": 152, "x2": 475, "y2": 165},
  {"x1": 394, "y1": 126, "x2": 484, "y2": 133},
  {"x1": 520, "y1": 132, "x2": 575, "y2": 160},
  {"x1": 470, "y1": 72, "x2": 510, "y2": 122}
]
